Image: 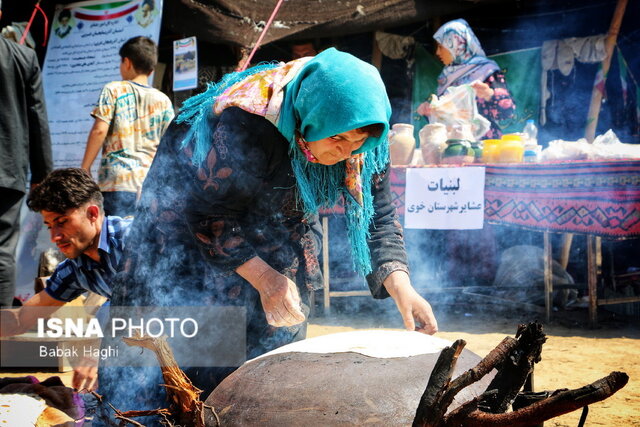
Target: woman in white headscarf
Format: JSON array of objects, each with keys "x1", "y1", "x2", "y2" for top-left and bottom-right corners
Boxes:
[{"x1": 418, "y1": 19, "x2": 516, "y2": 138}]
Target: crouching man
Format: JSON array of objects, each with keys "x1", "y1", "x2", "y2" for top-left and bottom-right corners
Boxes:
[{"x1": 0, "y1": 168, "x2": 131, "y2": 391}]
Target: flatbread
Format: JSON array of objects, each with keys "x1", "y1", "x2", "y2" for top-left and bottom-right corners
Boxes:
[
  {"x1": 0, "y1": 393, "x2": 46, "y2": 426},
  {"x1": 253, "y1": 329, "x2": 452, "y2": 361}
]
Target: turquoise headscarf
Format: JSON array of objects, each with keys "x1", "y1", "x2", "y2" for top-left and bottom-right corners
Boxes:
[
  {"x1": 277, "y1": 48, "x2": 391, "y2": 153},
  {"x1": 278, "y1": 48, "x2": 392, "y2": 276},
  {"x1": 177, "y1": 48, "x2": 392, "y2": 276}
]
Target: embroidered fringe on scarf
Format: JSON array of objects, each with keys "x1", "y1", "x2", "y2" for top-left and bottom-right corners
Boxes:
[
  {"x1": 290, "y1": 139, "x2": 389, "y2": 276},
  {"x1": 176, "y1": 63, "x2": 280, "y2": 166}
]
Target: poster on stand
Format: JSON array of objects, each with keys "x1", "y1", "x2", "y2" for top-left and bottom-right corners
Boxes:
[{"x1": 173, "y1": 36, "x2": 198, "y2": 91}]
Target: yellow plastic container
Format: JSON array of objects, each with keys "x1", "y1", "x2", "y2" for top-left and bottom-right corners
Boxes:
[
  {"x1": 498, "y1": 134, "x2": 524, "y2": 163},
  {"x1": 502, "y1": 133, "x2": 523, "y2": 141},
  {"x1": 481, "y1": 139, "x2": 501, "y2": 163}
]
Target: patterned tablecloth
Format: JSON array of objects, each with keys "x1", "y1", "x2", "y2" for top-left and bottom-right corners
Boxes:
[{"x1": 389, "y1": 160, "x2": 640, "y2": 238}]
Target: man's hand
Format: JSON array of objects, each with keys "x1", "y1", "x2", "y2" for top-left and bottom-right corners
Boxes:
[
  {"x1": 383, "y1": 270, "x2": 438, "y2": 335},
  {"x1": 236, "y1": 256, "x2": 305, "y2": 328},
  {"x1": 0, "y1": 310, "x2": 21, "y2": 337},
  {"x1": 72, "y1": 357, "x2": 98, "y2": 392}
]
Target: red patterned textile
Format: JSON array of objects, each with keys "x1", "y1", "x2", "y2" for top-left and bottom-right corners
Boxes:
[
  {"x1": 326, "y1": 161, "x2": 640, "y2": 238},
  {"x1": 483, "y1": 160, "x2": 640, "y2": 238}
]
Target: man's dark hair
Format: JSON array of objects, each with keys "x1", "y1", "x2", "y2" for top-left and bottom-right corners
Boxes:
[
  {"x1": 58, "y1": 9, "x2": 71, "y2": 21},
  {"x1": 27, "y1": 168, "x2": 103, "y2": 214},
  {"x1": 119, "y1": 36, "x2": 157, "y2": 74}
]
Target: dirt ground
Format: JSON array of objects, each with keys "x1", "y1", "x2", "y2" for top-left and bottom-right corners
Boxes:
[{"x1": 2, "y1": 300, "x2": 638, "y2": 426}]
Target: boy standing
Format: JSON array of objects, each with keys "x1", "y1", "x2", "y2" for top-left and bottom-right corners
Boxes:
[{"x1": 81, "y1": 36, "x2": 174, "y2": 217}]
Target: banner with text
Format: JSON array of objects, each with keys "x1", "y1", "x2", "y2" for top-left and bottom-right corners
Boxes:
[
  {"x1": 42, "y1": 0, "x2": 163, "y2": 168},
  {"x1": 404, "y1": 167, "x2": 485, "y2": 230}
]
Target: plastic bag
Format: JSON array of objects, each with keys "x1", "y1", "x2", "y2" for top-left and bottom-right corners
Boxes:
[
  {"x1": 427, "y1": 84, "x2": 491, "y2": 140},
  {"x1": 541, "y1": 139, "x2": 592, "y2": 161},
  {"x1": 591, "y1": 129, "x2": 640, "y2": 159},
  {"x1": 541, "y1": 129, "x2": 640, "y2": 161}
]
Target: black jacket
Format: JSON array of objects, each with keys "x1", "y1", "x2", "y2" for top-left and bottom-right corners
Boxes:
[{"x1": 0, "y1": 37, "x2": 52, "y2": 192}]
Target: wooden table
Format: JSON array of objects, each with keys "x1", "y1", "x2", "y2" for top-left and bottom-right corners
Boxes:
[{"x1": 387, "y1": 160, "x2": 640, "y2": 326}]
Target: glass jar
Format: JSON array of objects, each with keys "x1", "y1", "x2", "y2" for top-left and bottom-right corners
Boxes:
[
  {"x1": 442, "y1": 139, "x2": 474, "y2": 164},
  {"x1": 470, "y1": 142, "x2": 483, "y2": 163}
]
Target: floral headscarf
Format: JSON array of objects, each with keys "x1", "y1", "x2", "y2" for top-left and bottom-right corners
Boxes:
[
  {"x1": 177, "y1": 48, "x2": 391, "y2": 276},
  {"x1": 434, "y1": 19, "x2": 500, "y2": 96}
]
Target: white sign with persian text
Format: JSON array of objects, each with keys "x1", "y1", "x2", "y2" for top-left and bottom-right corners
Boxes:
[{"x1": 404, "y1": 167, "x2": 485, "y2": 230}]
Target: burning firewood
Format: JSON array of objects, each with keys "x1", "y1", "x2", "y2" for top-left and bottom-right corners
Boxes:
[
  {"x1": 413, "y1": 322, "x2": 629, "y2": 427},
  {"x1": 97, "y1": 332, "x2": 219, "y2": 427}
]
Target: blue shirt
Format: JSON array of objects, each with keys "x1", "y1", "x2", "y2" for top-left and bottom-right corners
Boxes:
[{"x1": 45, "y1": 216, "x2": 132, "y2": 302}]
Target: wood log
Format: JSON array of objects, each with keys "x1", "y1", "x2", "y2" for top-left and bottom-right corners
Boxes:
[
  {"x1": 413, "y1": 339, "x2": 465, "y2": 427},
  {"x1": 413, "y1": 322, "x2": 628, "y2": 427},
  {"x1": 480, "y1": 322, "x2": 546, "y2": 413},
  {"x1": 444, "y1": 371, "x2": 629, "y2": 426}
]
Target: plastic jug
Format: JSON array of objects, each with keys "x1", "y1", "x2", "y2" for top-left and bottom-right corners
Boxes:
[
  {"x1": 499, "y1": 134, "x2": 524, "y2": 163},
  {"x1": 482, "y1": 139, "x2": 501, "y2": 163}
]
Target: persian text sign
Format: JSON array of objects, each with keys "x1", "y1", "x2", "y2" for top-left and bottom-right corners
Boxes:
[{"x1": 404, "y1": 167, "x2": 485, "y2": 229}]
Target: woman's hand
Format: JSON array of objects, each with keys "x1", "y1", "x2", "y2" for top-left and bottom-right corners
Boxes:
[
  {"x1": 256, "y1": 269, "x2": 306, "y2": 327},
  {"x1": 236, "y1": 256, "x2": 306, "y2": 327},
  {"x1": 471, "y1": 81, "x2": 494, "y2": 101},
  {"x1": 417, "y1": 101, "x2": 433, "y2": 117},
  {"x1": 383, "y1": 270, "x2": 438, "y2": 335}
]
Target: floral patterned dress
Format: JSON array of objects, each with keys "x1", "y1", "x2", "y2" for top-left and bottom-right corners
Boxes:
[{"x1": 476, "y1": 71, "x2": 516, "y2": 139}]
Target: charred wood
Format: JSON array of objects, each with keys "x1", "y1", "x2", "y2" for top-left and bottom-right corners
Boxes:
[
  {"x1": 413, "y1": 322, "x2": 628, "y2": 427},
  {"x1": 480, "y1": 322, "x2": 546, "y2": 413},
  {"x1": 444, "y1": 371, "x2": 628, "y2": 426},
  {"x1": 412, "y1": 339, "x2": 465, "y2": 427}
]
